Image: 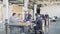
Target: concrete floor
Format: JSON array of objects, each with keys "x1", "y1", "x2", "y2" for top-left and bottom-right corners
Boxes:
[
  {"x1": 0, "y1": 29, "x2": 4, "y2": 34},
  {"x1": 0, "y1": 21, "x2": 60, "y2": 34},
  {"x1": 48, "y1": 21, "x2": 60, "y2": 34}
]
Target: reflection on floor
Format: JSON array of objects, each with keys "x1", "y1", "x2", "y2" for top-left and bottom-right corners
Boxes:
[
  {"x1": 0, "y1": 21, "x2": 60, "y2": 34},
  {"x1": 49, "y1": 22, "x2": 60, "y2": 34},
  {"x1": 0, "y1": 29, "x2": 4, "y2": 34}
]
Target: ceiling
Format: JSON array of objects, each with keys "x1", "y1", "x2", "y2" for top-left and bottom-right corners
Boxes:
[
  {"x1": 0, "y1": 0, "x2": 60, "y2": 8},
  {"x1": 0, "y1": 0, "x2": 60, "y2": 4}
]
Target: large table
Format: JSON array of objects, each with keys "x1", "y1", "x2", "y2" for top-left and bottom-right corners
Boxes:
[{"x1": 5, "y1": 22, "x2": 36, "y2": 34}]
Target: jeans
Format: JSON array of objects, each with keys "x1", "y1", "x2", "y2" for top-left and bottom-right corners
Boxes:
[
  {"x1": 10, "y1": 26, "x2": 19, "y2": 34},
  {"x1": 19, "y1": 26, "x2": 25, "y2": 33},
  {"x1": 9, "y1": 26, "x2": 25, "y2": 34}
]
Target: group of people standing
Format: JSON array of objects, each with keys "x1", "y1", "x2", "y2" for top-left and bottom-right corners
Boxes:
[
  {"x1": 9, "y1": 12, "x2": 32, "y2": 34},
  {"x1": 34, "y1": 13, "x2": 49, "y2": 34},
  {"x1": 9, "y1": 11, "x2": 49, "y2": 34}
]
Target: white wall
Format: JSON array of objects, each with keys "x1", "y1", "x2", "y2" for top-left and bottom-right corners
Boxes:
[{"x1": 41, "y1": 5, "x2": 60, "y2": 18}]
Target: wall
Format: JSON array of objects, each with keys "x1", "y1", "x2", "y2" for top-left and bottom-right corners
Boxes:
[
  {"x1": 12, "y1": 4, "x2": 23, "y2": 14},
  {"x1": 41, "y1": 5, "x2": 60, "y2": 18},
  {"x1": 12, "y1": 4, "x2": 33, "y2": 19},
  {"x1": 0, "y1": 4, "x2": 33, "y2": 20}
]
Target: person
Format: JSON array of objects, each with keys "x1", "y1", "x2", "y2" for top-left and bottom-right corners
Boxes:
[
  {"x1": 34, "y1": 14, "x2": 42, "y2": 34},
  {"x1": 28, "y1": 12, "x2": 32, "y2": 21},
  {"x1": 25, "y1": 12, "x2": 32, "y2": 26},
  {"x1": 25, "y1": 12, "x2": 32, "y2": 22},
  {"x1": 17, "y1": 14, "x2": 25, "y2": 34},
  {"x1": 9, "y1": 13, "x2": 20, "y2": 34},
  {"x1": 9, "y1": 13, "x2": 18, "y2": 23},
  {"x1": 25, "y1": 12, "x2": 32, "y2": 33},
  {"x1": 36, "y1": 15, "x2": 42, "y2": 30},
  {"x1": 16, "y1": 14, "x2": 22, "y2": 22},
  {"x1": 45, "y1": 13, "x2": 49, "y2": 26},
  {"x1": 45, "y1": 14, "x2": 49, "y2": 19}
]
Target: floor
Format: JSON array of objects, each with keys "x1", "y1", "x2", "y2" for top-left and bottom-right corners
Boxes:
[
  {"x1": 0, "y1": 21, "x2": 60, "y2": 34},
  {"x1": 48, "y1": 21, "x2": 60, "y2": 34}
]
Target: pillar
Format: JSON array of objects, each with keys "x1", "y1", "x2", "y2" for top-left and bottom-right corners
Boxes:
[
  {"x1": 34, "y1": 4, "x2": 37, "y2": 20},
  {"x1": 9, "y1": 3, "x2": 13, "y2": 18},
  {"x1": 23, "y1": 0, "x2": 29, "y2": 20},
  {"x1": 3, "y1": 0, "x2": 9, "y2": 23},
  {"x1": 24, "y1": 0, "x2": 29, "y2": 11}
]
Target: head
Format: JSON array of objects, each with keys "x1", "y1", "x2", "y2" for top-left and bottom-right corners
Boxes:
[
  {"x1": 12, "y1": 13, "x2": 17, "y2": 18},
  {"x1": 18, "y1": 14, "x2": 21, "y2": 17},
  {"x1": 25, "y1": 14, "x2": 28, "y2": 17},
  {"x1": 18, "y1": 14, "x2": 21, "y2": 16},
  {"x1": 37, "y1": 14, "x2": 40, "y2": 17},
  {"x1": 28, "y1": 11, "x2": 30, "y2": 14}
]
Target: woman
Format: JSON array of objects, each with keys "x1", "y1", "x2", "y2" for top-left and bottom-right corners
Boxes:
[{"x1": 17, "y1": 14, "x2": 25, "y2": 34}]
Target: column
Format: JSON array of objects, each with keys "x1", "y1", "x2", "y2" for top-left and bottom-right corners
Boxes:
[
  {"x1": 34, "y1": 4, "x2": 37, "y2": 20},
  {"x1": 23, "y1": 0, "x2": 29, "y2": 20},
  {"x1": 9, "y1": 3, "x2": 13, "y2": 18},
  {"x1": 24, "y1": 0, "x2": 29, "y2": 11},
  {"x1": 3, "y1": 0, "x2": 9, "y2": 23}
]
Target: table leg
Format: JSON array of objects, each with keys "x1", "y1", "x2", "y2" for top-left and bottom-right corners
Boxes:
[{"x1": 5, "y1": 23, "x2": 7, "y2": 34}]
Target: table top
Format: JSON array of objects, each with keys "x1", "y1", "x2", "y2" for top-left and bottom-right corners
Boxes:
[{"x1": 6, "y1": 22, "x2": 36, "y2": 27}]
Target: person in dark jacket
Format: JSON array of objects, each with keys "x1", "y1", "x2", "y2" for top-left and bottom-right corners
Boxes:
[
  {"x1": 25, "y1": 12, "x2": 32, "y2": 22},
  {"x1": 45, "y1": 13, "x2": 49, "y2": 26},
  {"x1": 34, "y1": 14, "x2": 42, "y2": 34},
  {"x1": 36, "y1": 15, "x2": 42, "y2": 30}
]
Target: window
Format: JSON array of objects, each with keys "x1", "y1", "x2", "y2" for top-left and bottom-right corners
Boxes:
[
  {"x1": 50, "y1": 0, "x2": 56, "y2": 2},
  {"x1": 56, "y1": 0, "x2": 60, "y2": 1},
  {"x1": 44, "y1": 0, "x2": 48, "y2": 1}
]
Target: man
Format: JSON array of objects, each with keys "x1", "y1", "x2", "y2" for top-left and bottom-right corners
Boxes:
[
  {"x1": 34, "y1": 14, "x2": 42, "y2": 34},
  {"x1": 36, "y1": 15, "x2": 42, "y2": 30},
  {"x1": 25, "y1": 12, "x2": 32, "y2": 33},
  {"x1": 28, "y1": 12, "x2": 32, "y2": 21},
  {"x1": 10, "y1": 13, "x2": 18, "y2": 23},
  {"x1": 25, "y1": 12, "x2": 32, "y2": 22},
  {"x1": 45, "y1": 13, "x2": 49, "y2": 26},
  {"x1": 9, "y1": 13, "x2": 20, "y2": 34}
]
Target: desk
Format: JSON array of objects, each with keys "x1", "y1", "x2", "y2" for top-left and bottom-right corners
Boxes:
[
  {"x1": 7, "y1": 23, "x2": 28, "y2": 26},
  {"x1": 5, "y1": 23, "x2": 36, "y2": 34}
]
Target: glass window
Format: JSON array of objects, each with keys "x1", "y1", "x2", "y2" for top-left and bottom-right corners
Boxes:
[
  {"x1": 44, "y1": 0, "x2": 48, "y2": 1},
  {"x1": 39, "y1": 0, "x2": 43, "y2": 1},
  {"x1": 50, "y1": 0, "x2": 56, "y2": 2},
  {"x1": 56, "y1": 0, "x2": 60, "y2": 1},
  {"x1": 9, "y1": 0, "x2": 24, "y2": 4}
]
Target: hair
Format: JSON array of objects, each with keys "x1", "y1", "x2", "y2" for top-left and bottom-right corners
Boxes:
[
  {"x1": 12, "y1": 13, "x2": 16, "y2": 16},
  {"x1": 18, "y1": 14, "x2": 21, "y2": 16}
]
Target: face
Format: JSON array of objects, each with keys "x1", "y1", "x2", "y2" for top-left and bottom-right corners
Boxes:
[
  {"x1": 28, "y1": 11, "x2": 30, "y2": 14},
  {"x1": 18, "y1": 14, "x2": 21, "y2": 17},
  {"x1": 14, "y1": 14, "x2": 17, "y2": 18}
]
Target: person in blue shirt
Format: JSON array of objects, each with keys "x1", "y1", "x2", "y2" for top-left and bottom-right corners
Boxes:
[
  {"x1": 25, "y1": 12, "x2": 32, "y2": 21},
  {"x1": 9, "y1": 13, "x2": 19, "y2": 23},
  {"x1": 9, "y1": 13, "x2": 20, "y2": 34}
]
